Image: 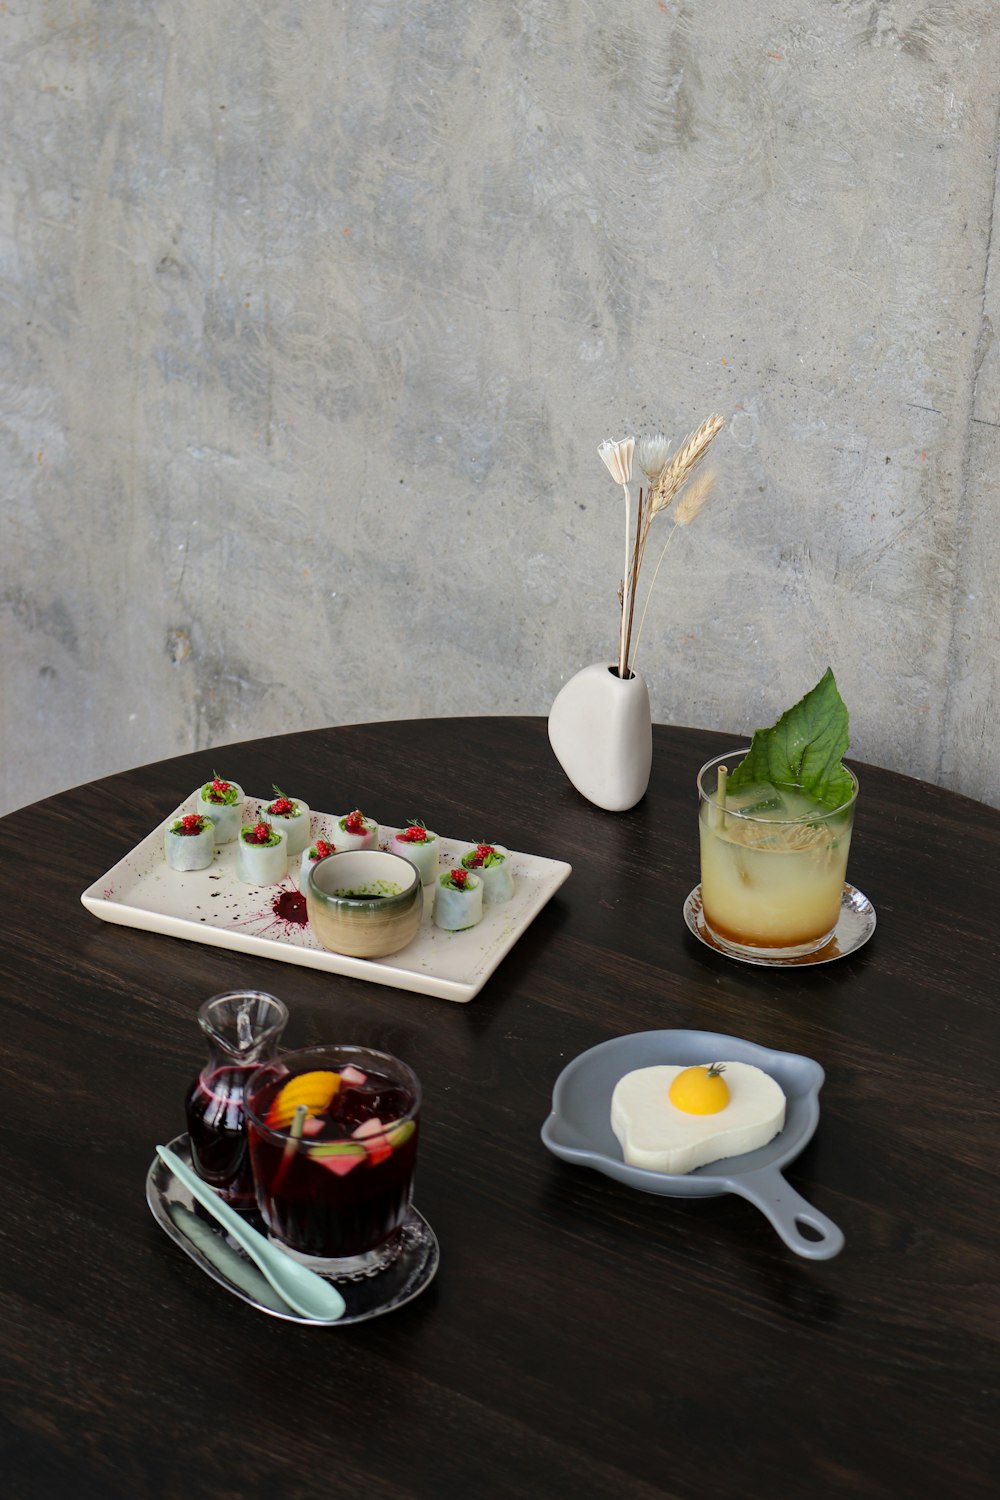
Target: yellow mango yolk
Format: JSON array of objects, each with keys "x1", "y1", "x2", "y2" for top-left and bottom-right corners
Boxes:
[
  {"x1": 267, "y1": 1069, "x2": 341, "y2": 1129},
  {"x1": 668, "y1": 1065, "x2": 730, "y2": 1115}
]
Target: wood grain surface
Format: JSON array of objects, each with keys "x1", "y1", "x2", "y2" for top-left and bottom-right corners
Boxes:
[{"x1": 1, "y1": 719, "x2": 997, "y2": 1500}]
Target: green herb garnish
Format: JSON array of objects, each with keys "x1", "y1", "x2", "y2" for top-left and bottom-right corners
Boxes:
[
  {"x1": 241, "y1": 819, "x2": 282, "y2": 848},
  {"x1": 727, "y1": 667, "x2": 854, "y2": 812},
  {"x1": 203, "y1": 772, "x2": 240, "y2": 805},
  {"x1": 461, "y1": 843, "x2": 505, "y2": 869}
]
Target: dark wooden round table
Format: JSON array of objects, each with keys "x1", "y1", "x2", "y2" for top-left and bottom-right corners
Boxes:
[{"x1": 3, "y1": 719, "x2": 997, "y2": 1500}]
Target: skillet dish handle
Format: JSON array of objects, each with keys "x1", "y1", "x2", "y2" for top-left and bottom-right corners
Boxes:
[{"x1": 721, "y1": 1165, "x2": 845, "y2": 1260}]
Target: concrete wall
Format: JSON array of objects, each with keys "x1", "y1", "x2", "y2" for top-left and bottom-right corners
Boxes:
[{"x1": 4, "y1": 0, "x2": 1000, "y2": 815}]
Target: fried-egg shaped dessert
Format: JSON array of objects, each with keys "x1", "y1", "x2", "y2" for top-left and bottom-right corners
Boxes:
[{"x1": 610, "y1": 1060, "x2": 785, "y2": 1175}]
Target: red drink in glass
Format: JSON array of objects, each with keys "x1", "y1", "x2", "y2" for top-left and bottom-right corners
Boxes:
[
  {"x1": 185, "y1": 1064, "x2": 257, "y2": 1200},
  {"x1": 184, "y1": 990, "x2": 288, "y2": 1206},
  {"x1": 245, "y1": 1045, "x2": 421, "y2": 1274}
]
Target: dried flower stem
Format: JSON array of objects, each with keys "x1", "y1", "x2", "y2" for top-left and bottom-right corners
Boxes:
[
  {"x1": 630, "y1": 467, "x2": 718, "y2": 674},
  {"x1": 618, "y1": 482, "x2": 632, "y2": 677},
  {"x1": 621, "y1": 485, "x2": 646, "y2": 677},
  {"x1": 630, "y1": 523, "x2": 679, "y2": 675}
]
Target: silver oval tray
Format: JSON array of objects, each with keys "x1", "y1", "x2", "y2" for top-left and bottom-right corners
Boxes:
[{"x1": 147, "y1": 1134, "x2": 439, "y2": 1324}]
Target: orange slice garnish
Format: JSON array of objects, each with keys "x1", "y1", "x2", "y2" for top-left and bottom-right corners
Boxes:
[{"x1": 266, "y1": 1069, "x2": 341, "y2": 1129}]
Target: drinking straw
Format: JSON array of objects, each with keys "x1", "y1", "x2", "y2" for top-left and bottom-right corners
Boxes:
[
  {"x1": 271, "y1": 1103, "x2": 308, "y2": 1195},
  {"x1": 715, "y1": 765, "x2": 728, "y2": 831}
]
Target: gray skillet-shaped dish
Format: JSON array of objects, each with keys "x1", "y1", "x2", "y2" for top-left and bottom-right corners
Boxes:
[{"x1": 541, "y1": 1028, "x2": 844, "y2": 1260}]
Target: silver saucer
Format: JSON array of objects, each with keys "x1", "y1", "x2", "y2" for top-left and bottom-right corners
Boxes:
[
  {"x1": 147, "y1": 1134, "x2": 439, "y2": 1325},
  {"x1": 683, "y1": 883, "x2": 876, "y2": 967}
]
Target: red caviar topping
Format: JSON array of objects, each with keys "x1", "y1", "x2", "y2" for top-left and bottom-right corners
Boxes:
[
  {"x1": 178, "y1": 814, "x2": 205, "y2": 835},
  {"x1": 269, "y1": 796, "x2": 294, "y2": 816},
  {"x1": 344, "y1": 810, "x2": 368, "y2": 834},
  {"x1": 204, "y1": 780, "x2": 229, "y2": 803},
  {"x1": 398, "y1": 825, "x2": 429, "y2": 842},
  {"x1": 450, "y1": 868, "x2": 468, "y2": 888},
  {"x1": 312, "y1": 839, "x2": 335, "y2": 860},
  {"x1": 247, "y1": 820, "x2": 273, "y2": 844}
]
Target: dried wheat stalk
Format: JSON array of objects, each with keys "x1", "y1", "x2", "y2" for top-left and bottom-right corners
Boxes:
[{"x1": 645, "y1": 413, "x2": 725, "y2": 526}]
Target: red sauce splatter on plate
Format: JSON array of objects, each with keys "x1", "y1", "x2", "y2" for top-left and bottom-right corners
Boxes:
[{"x1": 272, "y1": 889, "x2": 308, "y2": 925}]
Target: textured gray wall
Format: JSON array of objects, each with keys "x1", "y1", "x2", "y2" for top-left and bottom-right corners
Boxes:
[{"x1": 4, "y1": 0, "x2": 1000, "y2": 815}]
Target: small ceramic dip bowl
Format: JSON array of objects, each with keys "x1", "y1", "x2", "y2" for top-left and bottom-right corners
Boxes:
[{"x1": 306, "y1": 849, "x2": 422, "y2": 959}]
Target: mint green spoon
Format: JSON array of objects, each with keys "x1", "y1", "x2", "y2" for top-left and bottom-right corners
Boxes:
[{"x1": 155, "y1": 1145, "x2": 346, "y2": 1322}]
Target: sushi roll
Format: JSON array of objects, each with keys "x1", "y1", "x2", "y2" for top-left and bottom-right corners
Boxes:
[
  {"x1": 433, "y1": 868, "x2": 483, "y2": 932},
  {"x1": 460, "y1": 843, "x2": 515, "y2": 904},
  {"x1": 164, "y1": 813, "x2": 216, "y2": 872},
  {"x1": 299, "y1": 836, "x2": 337, "y2": 889},
  {"x1": 197, "y1": 774, "x2": 244, "y2": 844},
  {"x1": 390, "y1": 820, "x2": 440, "y2": 886},
  {"x1": 236, "y1": 819, "x2": 288, "y2": 885},
  {"x1": 260, "y1": 787, "x2": 311, "y2": 856},
  {"x1": 335, "y1": 809, "x2": 378, "y2": 851}
]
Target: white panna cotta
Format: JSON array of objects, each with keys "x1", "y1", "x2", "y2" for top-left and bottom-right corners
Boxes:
[
  {"x1": 299, "y1": 838, "x2": 337, "y2": 889},
  {"x1": 259, "y1": 790, "x2": 311, "y2": 856},
  {"x1": 235, "y1": 820, "x2": 288, "y2": 885},
  {"x1": 196, "y1": 776, "x2": 244, "y2": 844},
  {"x1": 610, "y1": 1061, "x2": 785, "y2": 1175},
  {"x1": 460, "y1": 843, "x2": 514, "y2": 904},
  {"x1": 335, "y1": 810, "x2": 378, "y2": 851},
  {"x1": 433, "y1": 870, "x2": 483, "y2": 931},
  {"x1": 164, "y1": 814, "x2": 216, "y2": 871},
  {"x1": 389, "y1": 824, "x2": 440, "y2": 885}
]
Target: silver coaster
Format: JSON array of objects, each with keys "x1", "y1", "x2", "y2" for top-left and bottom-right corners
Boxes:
[
  {"x1": 683, "y1": 883, "x2": 876, "y2": 967},
  {"x1": 147, "y1": 1134, "x2": 439, "y2": 1325}
]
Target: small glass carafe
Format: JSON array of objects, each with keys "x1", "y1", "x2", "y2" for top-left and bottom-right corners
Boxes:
[{"x1": 184, "y1": 990, "x2": 289, "y2": 1207}]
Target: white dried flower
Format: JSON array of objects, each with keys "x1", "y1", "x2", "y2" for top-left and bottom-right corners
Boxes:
[
  {"x1": 597, "y1": 436, "x2": 634, "y2": 487},
  {"x1": 638, "y1": 433, "x2": 671, "y2": 482}
]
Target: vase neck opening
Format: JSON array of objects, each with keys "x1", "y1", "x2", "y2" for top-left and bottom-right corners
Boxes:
[{"x1": 608, "y1": 665, "x2": 636, "y2": 682}]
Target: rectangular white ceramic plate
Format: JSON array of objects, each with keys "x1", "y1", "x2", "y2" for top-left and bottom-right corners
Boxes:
[{"x1": 80, "y1": 792, "x2": 572, "y2": 1002}]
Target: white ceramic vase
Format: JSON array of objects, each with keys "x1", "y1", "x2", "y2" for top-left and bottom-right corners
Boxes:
[{"x1": 547, "y1": 663, "x2": 653, "y2": 812}]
